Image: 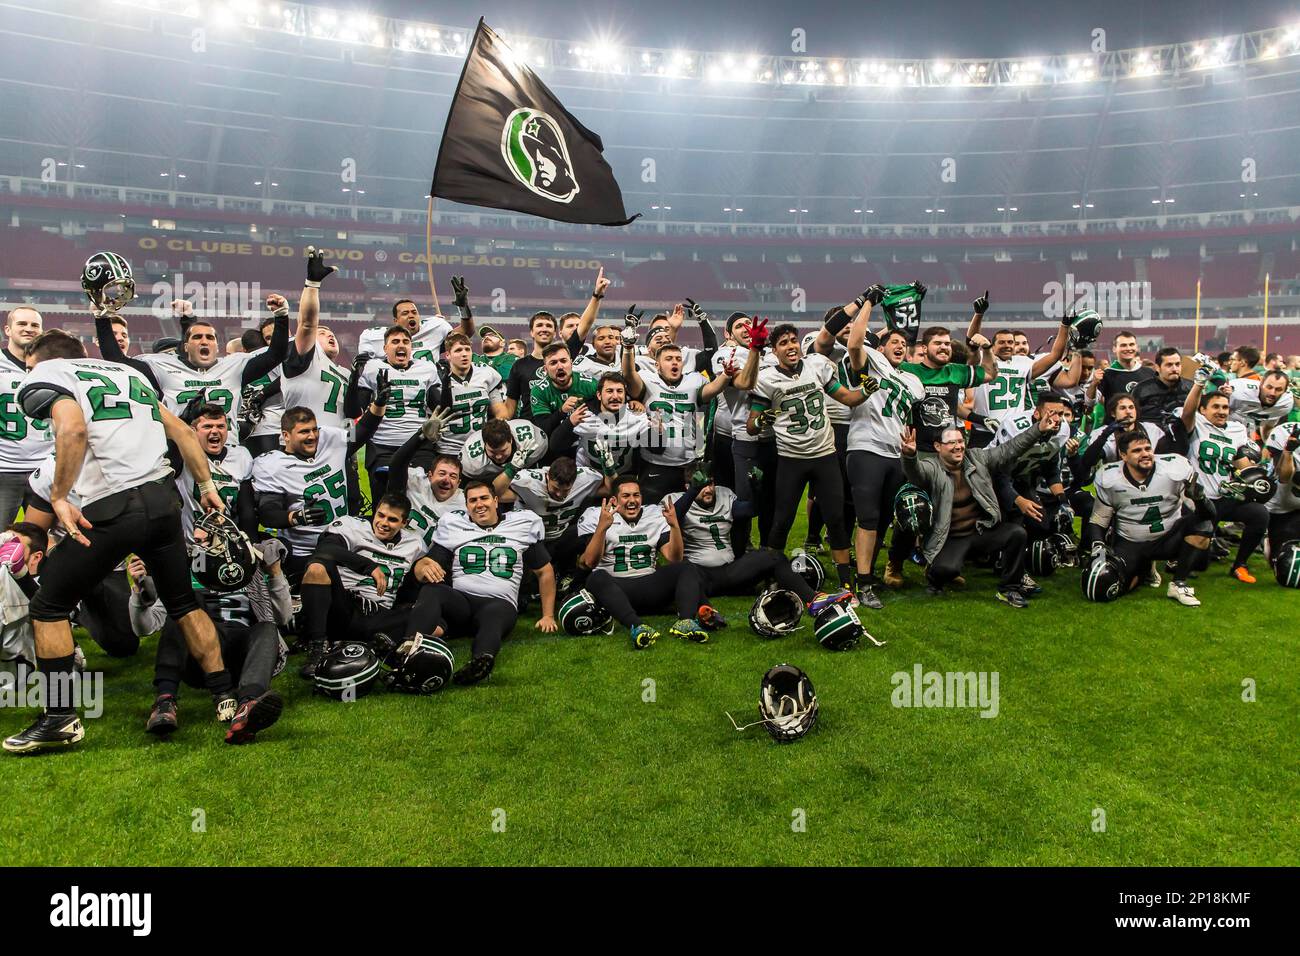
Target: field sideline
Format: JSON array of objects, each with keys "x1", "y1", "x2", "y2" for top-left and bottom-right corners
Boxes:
[{"x1": 1, "y1": 501, "x2": 1296, "y2": 867}]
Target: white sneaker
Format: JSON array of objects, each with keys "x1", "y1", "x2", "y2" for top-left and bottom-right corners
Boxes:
[
  {"x1": 1147, "y1": 566, "x2": 1162, "y2": 588},
  {"x1": 1167, "y1": 582, "x2": 1200, "y2": 607}
]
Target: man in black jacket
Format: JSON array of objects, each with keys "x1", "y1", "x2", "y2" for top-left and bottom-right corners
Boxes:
[{"x1": 1132, "y1": 347, "x2": 1190, "y2": 425}]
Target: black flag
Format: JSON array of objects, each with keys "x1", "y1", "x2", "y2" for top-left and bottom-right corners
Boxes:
[{"x1": 431, "y1": 20, "x2": 639, "y2": 227}]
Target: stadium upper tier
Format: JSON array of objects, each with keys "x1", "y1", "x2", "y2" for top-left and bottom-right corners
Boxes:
[{"x1": 2, "y1": 1, "x2": 1299, "y2": 224}]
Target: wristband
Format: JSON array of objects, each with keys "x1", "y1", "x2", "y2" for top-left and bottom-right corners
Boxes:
[
  {"x1": 824, "y1": 307, "x2": 852, "y2": 337},
  {"x1": 853, "y1": 295, "x2": 867, "y2": 310},
  {"x1": 503, "y1": 464, "x2": 518, "y2": 479},
  {"x1": 304, "y1": 280, "x2": 321, "y2": 289},
  {"x1": 591, "y1": 291, "x2": 605, "y2": 300},
  {"x1": 196, "y1": 480, "x2": 217, "y2": 496}
]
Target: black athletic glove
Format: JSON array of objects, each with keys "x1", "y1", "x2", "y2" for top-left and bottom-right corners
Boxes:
[
  {"x1": 179, "y1": 389, "x2": 208, "y2": 425},
  {"x1": 688, "y1": 463, "x2": 712, "y2": 492},
  {"x1": 305, "y1": 246, "x2": 337, "y2": 287},
  {"x1": 450, "y1": 274, "x2": 469, "y2": 309},
  {"x1": 1286, "y1": 434, "x2": 1299, "y2": 454},
  {"x1": 913, "y1": 281, "x2": 928, "y2": 299},
  {"x1": 352, "y1": 351, "x2": 373, "y2": 375},
  {"x1": 373, "y1": 368, "x2": 391, "y2": 408},
  {"x1": 862, "y1": 284, "x2": 886, "y2": 307},
  {"x1": 684, "y1": 297, "x2": 708, "y2": 323},
  {"x1": 973, "y1": 290, "x2": 990, "y2": 315},
  {"x1": 292, "y1": 505, "x2": 329, "y2": 527}
]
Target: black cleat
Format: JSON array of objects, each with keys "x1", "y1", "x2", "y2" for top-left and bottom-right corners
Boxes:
[
  {"x1": 299, "y1": 641, "x2": 329, "y2": 680},
  {"x1": 3, "y1": 712, "x2": 85, "y2": 754},
  {"x1": 225, "y1": 691, "x2": 283, "y2": 745},
  {"x1": 997, "y1": 589, "x2": 1029, "y2": 609},
  {"x1": 146, "y1": 694, "x2": 179, "y2": 736},
  {"x1": 453, "y1": 654, "x2": 495, "y2": 686}
]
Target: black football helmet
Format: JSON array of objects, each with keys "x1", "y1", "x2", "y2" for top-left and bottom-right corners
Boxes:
[
  {"x1": 559, "y1": 589, "x2": 614, "y2": 635},
  {"x1": 383, "y1": 634, "x2": 454, "y2": 694},
  {"x1": 1081, "y1": 546, "x2": 1128, "y2": 603},
  {"x1": 313, "y1": 642, "x2": 382, "y2": 700},
  {"x1": 813, "y1": 604, "x2": 863, "y2": 651},
  {"x1": 893, "y1": 485, "x2": 933, "y2": 538},
  {"x1": 1220, "y1": 465, "x2": 1277, "y2": 504},
  {"x1": 758, "y1": 664, "x2": 819, "y2": 743},
  {"x1": 1028, "y1": 538, "x2": 1059, "y2": 577},
  {"x1": 81, "y1": 251, "x2": 136, "y2": 314},
  {"x1": 749, "y1": 588, "x2": 804, "y2": 638},
  {"x1": 1067, "y1": 308, "x2": 1103, "y2": 350},
  {"x1": 789, "y1": 550, "x2": 825, "y2": 592},
  {"x1": 1274, "y1": 540, "x2": 1300, "y2": 589},
  {"x1": 1050, "y1": 531, "x2": 1078, "y2": 568},
  {"x1": 190, "y1": 511, "x2": 259, "y2": 594}
]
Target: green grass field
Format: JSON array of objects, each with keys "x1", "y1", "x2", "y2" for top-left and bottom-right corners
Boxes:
[{"x1": 2, "y1": 503, "x2": 1296, "y2": 867}]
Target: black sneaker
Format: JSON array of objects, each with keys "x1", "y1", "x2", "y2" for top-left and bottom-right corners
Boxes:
[
  {"x1": 225, "y1": 691, "x2": 284, "y2": 745},
  {"x1": 214, "y1": 694, "x2": 238, "y2": 723},
  {"x1": 146, "y1": 694, "x2": 179, "y2": 736},
  {"x1": 3, "y1": 712, "x2": 85, "y2": 754},
  {"x1": 453, "y1": 654, "x2": 495, "y2": 686},
  {"x1": 856, "y1": 586, "x2": 884, "y2": 610},
  {"x1": 997, "y1": 589, "x2": 1028, "y2": 609},
  {"x1": 299, "y1": 641, "x2": 329, "y2": 680}
]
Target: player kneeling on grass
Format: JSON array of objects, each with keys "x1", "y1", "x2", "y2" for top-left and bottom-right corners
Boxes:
[
  {"x1": 577, "y1": 477, "x2": 707, "y2": 649},
  {"x1": 417, "y1": 480, "x2": 556, "y2": 686},
  {"x1": 899, "y1": 411, "x2": 1062, "y2": 608},
  {"x1": 297, "y1": 493, "x2": 444, "y2": 679},
  {"x1": 1083, "y1": 430, "x2": 1214, "y2": 606},
  {"x1": 130, "y1": 536, "x2": 291, "y2": 745},
  {"x1": 663, "y1": 465, "x2": 852, "y2": 628}
]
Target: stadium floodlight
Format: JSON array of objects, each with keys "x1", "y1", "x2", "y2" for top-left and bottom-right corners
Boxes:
[
  {"x1": 782, "y1": 71, "x2": 795, "y2": 83},
  {"x1": 933, "y1": 61, "x2": 950, "y2": 75}
]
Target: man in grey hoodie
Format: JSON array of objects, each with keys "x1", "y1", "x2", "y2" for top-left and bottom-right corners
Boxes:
[{"x1": 900, "y1": 407, "x2": 1062, "y2": 608}]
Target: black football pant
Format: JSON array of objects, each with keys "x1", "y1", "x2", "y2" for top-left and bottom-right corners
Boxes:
[
  {"x1": 708, "y1": 433, "x2": 735, "y2": 494},
  {"x1": 76, "y1": 569, "x2": 139, "y2": 658},
  {"x1": 1212, "y1": 497, "x2": 1268, "y2": 569},
  {"x1": 586, "y1": 563, "x2": 702, "y2": 628},
  {"x1": 298, "y1": 558, "x2": 441, "y2": 647},
  {"x1": 364, "y1": 442, "x2": 399, "y2": 506},
  {"x1": 732, "y1": 439, "x2": 777, "y2": 555},
  {"x1": 1268, "y1": 509, "x2": 1300, "y2": 556},
  {"x1": 0, "y1": 469, "x2": 31, "y2": 528},
  {"x1": 155, "y1": 618, "x2": 279, "y2": 702},
  {"x1": 1112, "y1": 514, "x2": 1214, "y2": 588},
  {"x1": 846, "y1": 450, "x2": 912, "y2": 572},
  {"x1": 544, "y1": 524, "x2": 582, "y2": 573},
  {"x1": 928, "y1": 522, "x2": 1027, "y2": 592},
  {"x1": 698, "y1": 548, "x2": 814, "y2": 603},
  {"x1": 768, "y1": 453, "x2": 849, "y2": 552},
  {"x1": 638, "y1": 461, "x2": 686, "y2": 507},
  {"x1": 806, "y1": 424, "x2": 855, "y2": 546},
  {"x1": 413, "y1": 584, "x2": 518, "y2": 659}
]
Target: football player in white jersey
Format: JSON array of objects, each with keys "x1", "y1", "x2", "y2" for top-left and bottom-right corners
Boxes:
[
  {"x1": 572, "y1": 324, "x2": 621, "y2": 380},
  {"x1": 498, "y1": 456, "x2": 606, "y2": 572},
  {"x1": 1228, "y1": 370, "x2": 1293, "y2": 440},
  {"x1": 381, "y1": 417, "x2": 467, "y2": 547},
  {"x1": 1263, "y1": 422, "x2": 1300, "y2": 561},
  {"x1": 801, "y1": 325, "x2": 855, "y2": 554},
  {"x1": 551, "y1": 372, "x2": 650, "y2": 479},
  {"x1": 7, "y1": 330, "x2": 231, "y2": 753},
  {"x1": 97, "y1": 295, "x2": 290, "y2": 429},
  {"x1": 623, "y1": 331, "x2": 733, "y2": 504},
  {"x1": 434, "y1": 332, "x2": 506, "y2": 456},
  {"x1": 252, "y1": 403, "x2": 383, "y2": 581},
  {"x1": 297, "y1": 493, "x2": 444, "y2": 678},
  {"x1": 1086, "y1": 429, "x2": 1215, "y2": 606},
  {"x1": 352, "y1": 326, "x2": 442, "y2": 501},
  {"x1": 735, "y1": 322, "x2": 873, "y2": 595},
  {"x1": 0, "y1": 307, "x2": 52, "y2": 526},
  {"x1": 962, "y1": 315, "x2": 1068, "y2": 448},
  {"x1": 1178, "y1": 377, "x2": 1266, "y2": 583},
  {"x1": 715, "y1": 314, "x2": 778, "y2": 550},
  {"x1": 179, "y1": 404, "x2": 255, "y2": 538},
  {"x1": 357, "y1": 297, "x2": 462, "y2": 364},
  {"x1": 459, "y1": 418, "x2": 548, "y2": 480},
  {"x1": 840, "y1": 311, "x2": 925, "y2": 607},
  {"x1": 577, "y1": 477, "x2": 707, "y2": 648},
  {"x1": 421, "y1": 480, "x2": 556, "y2": 685},
  {"x1": 665, "y1": 469, "x2": 852, "y2": 625}
]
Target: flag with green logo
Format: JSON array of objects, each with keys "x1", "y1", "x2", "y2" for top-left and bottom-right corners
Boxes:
[{"x1": 431, "y1": 19, "x2": 639, "y2": 226}]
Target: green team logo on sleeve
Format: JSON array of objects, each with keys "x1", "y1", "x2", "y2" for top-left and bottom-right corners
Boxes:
[{"x1": 501, "y1": 108, "x2": 580, "y2": 203}]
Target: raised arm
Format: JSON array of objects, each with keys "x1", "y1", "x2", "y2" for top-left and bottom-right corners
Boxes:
[
  {"x1": 1030, "y1": 316, "x2": 1070, "y2": 381},
  {"x1": 241, "y1": 294, "x2": 291, "y2": 384},
  {"x1": 573, "y1": 267, "x2": 610, "y2": 342},
  {"x1": 295, "y1": 247, "x2": 337, "y2": 357}
]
